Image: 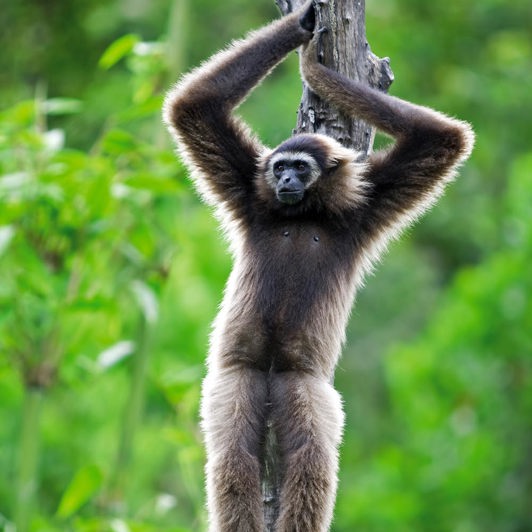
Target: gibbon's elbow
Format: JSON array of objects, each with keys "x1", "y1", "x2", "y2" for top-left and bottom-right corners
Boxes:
[
  {"x1": 163, "y1": 81, "x2": 224, "y2": 137},
  {"x1": 414, "y1": 115, "x2": 475, "y2": 170},
  {"x1": 453, "y1": 119, "x2": 476, "y2": 163},
  {"x1": 162, "y1": 86, "x2": 196, "y2": 134},
  {"x1": 437, "y1": 118, "x2": 475, "y2": 169}
]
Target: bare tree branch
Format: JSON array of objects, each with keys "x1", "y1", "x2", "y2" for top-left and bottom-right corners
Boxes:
[
  {"x1": 262, "y1": 1, "x2": 393, "y2": 529},
  {"x1": 278, "y1": 0, "x2": 393, "y2": 153}
]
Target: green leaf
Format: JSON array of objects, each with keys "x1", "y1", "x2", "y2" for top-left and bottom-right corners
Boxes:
[
  {"x1": 43, "y1": 98, "x2": 83, "y2": 116},
  {"x1": 115, "y1": 96, "x2": 164, "y2": 124},
  {"x1": 0, "y1": 100, "x2": 36, "y2": 127},
  {"x1": 125, "y1": 174, "x2": 180, "y2": 194},
  {"x1": 56, "y1": 464, "x2": 103, "y2": 518},
  {"x1": 101, "y1": 129, "x2": 139, "y2": 155},
  {"x1": 99, "y1": 34, "x2": 140, "y2": 70},
  {"x1": 0, "y1": 226, "x2": 15, "y2": 256}
]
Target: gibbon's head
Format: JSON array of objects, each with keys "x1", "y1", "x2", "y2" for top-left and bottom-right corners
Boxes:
[{"x1": 257, "y1": 134, "x2": 368, "y2": 214}]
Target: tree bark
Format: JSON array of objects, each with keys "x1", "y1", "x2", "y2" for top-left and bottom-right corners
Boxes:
[
  {"x1": 279, "y1": 0, "x2": 393, "y2": 151},
  {"x1": 262, "y1": 0, "x2": 394, "y2": 529}
]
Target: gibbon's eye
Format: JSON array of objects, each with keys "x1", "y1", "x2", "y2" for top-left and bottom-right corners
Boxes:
[
  {"x1": 296, "y1": 161, "x2": 308, "y2": 173},
  {"x1": 273, "y1": 163, "x2": 284, "y2": 177}
]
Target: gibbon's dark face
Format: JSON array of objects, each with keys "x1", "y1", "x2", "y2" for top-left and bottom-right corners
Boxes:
[
  {"x1": 265, "y1": 135, "x2": 328, "y2": 205},
  {"x1": 272, "y1": 155, "x2": 317, "y2": 204}
]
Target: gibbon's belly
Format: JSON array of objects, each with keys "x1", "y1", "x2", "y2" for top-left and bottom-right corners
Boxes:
[
  {"x1": 217, "y1": 222, "x2": 357, "y2": 373},
  {"x1": 255, "y1": 223, "x2": 335, "y2": 321},
  {"x1": 269, "y1": 222, "x2": 356, "y2": 309}
]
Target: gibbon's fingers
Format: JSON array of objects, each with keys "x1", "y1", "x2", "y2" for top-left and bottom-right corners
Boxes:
[
  {"x1": 299, "y1": 0, "x2": 316, "y2": 33},
  {"x1": 300, "y1": 25, "x2": 327, "y2": 65}
]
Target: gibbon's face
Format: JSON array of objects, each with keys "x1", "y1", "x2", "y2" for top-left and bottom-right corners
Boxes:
[
  {"x1": 270, "y1": 152, "x2": 321, "y2": 205},
  {"x1": 259, "y1": 133, "x2": 364, "y2": 214},
  {"x1": 264, "y1": 135, "x2": 329, "y2": 206}
]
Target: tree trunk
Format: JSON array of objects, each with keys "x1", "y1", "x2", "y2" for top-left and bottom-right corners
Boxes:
[
  {"x1": 262, "y1": 0, "x2": 393, "y2": 529},
  {"x1": 279, "y1": 0, "x2": 394, "y2": 150}
]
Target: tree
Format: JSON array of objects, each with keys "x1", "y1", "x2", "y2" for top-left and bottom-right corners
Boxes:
[{"x1": 262, "y1": 0, "x2": 393, "y2": 528}]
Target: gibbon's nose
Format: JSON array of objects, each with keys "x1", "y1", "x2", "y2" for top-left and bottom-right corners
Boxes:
[{"x1": 281, "y1": 170, "x2": 298, "y2": 184}]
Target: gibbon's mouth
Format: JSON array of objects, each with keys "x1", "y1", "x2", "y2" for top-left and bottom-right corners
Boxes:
[{"x1": 277, "y1": 190, "x2": 304, "y2": 205}]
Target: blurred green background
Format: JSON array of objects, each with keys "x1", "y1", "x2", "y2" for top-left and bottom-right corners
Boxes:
[{"x1": 0, "y1": 0, "x2": 531, "y2": 530}]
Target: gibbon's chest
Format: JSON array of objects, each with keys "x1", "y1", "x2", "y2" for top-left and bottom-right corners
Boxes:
[
  {"x1": 272, "y1": 222, "x2": 326, "y2": 257},
  {"x1": 252, "y1": 221, "x2": 342, "y2": 272},
  {"x1": 242, "y1": 219, "x2": 356, "y2": 324}
]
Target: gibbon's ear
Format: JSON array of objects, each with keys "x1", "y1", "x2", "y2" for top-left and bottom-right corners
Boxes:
[{"x1": 321, "y1": 137, "x2": 360, "y2": 171}]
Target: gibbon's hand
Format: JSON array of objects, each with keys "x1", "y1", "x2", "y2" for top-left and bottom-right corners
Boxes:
[
  {"x1": 300, "y1": 26, "x2": 326, "y2": 74},
  {"x1": 299, "y1": 0, "x2": 316, "y2": 34}
]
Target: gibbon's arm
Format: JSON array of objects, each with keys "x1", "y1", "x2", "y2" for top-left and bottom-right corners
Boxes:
[
  {"x1": 164, "y1": 4, "x2": 314, "y2": 211},
  {"x1": 300, "y1": 38, "x2": 474, "y2": 244}
]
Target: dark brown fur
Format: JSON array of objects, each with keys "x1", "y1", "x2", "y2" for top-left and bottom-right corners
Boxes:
[{"x1": 163, "y1": 4, "x2": 474, "y2": 531}]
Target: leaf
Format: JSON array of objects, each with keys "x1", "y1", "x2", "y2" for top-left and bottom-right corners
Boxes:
[
  {"x1": 0, "y1": 100, "x2": 36, "y2": 126},
  {"x1": 115, "y1": 96, "x2": 164, "y2": 123},
  {"x1": 0, "y1": 226, "x2": 15, "y2": 256},
  {"x1": 101, "y1": 129, "x2": 139, "y2": 155},
  {"x1": 43, "y1": 98, "x2": 83, "y2": 116},
  {"x1": 96, "y1": 340, "x2": 135, "y2": 370},
  {"x1": 99, "y1": 34, "x2": 140, "y2": 70},
  {"x1": 124, "y1": 174, "x2": 180, "y2": 194},
  {"x1": 56, "y1": 464, "x2": 103, "y2": 518},
  {"x1": 132, "y1": 280, "x2": 158, "y2": 323}
]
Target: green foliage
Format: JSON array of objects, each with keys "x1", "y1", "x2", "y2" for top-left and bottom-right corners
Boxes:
[
  {"x1": 99, "y1": 35, "x2": 141, "y2": 70},
  {"x1": 0, "y1": 0, "x2": 530, "y2": 530},
  {"x1": 56, "y1": 465, "x2": 104, "y2": 519},
  {"x1": 0, "y1": 24, "x2": 211, "y2": 530},
  {"x1": 335, "y1": 152, "x2": 532, "y2": 531}
]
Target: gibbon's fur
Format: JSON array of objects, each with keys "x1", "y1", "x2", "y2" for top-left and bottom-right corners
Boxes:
[{"x1": 163, "y1": 2, "x2": 474, "y2": 531}]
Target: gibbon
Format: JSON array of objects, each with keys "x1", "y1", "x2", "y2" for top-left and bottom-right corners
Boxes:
[{"x1": 163, "y1": 2, "x2": 474, "y2": 531}]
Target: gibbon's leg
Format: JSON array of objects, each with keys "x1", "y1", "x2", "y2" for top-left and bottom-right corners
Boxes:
[
  {"x1": 271, "y1": 371, "x2": 344, "y2": 532},
  {"x1": 201, "y1": 365, "x2": 268, "y2": 532}
]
